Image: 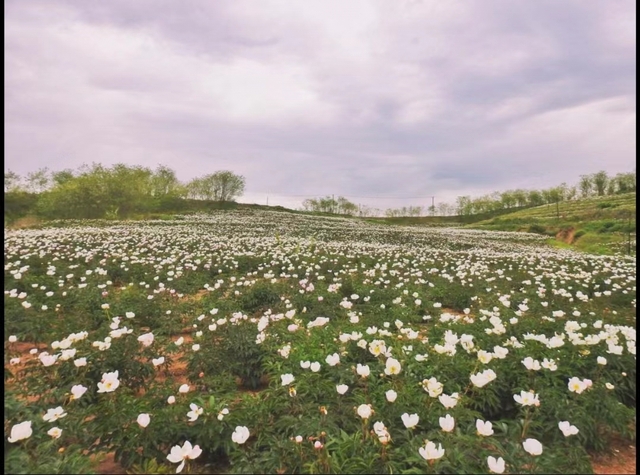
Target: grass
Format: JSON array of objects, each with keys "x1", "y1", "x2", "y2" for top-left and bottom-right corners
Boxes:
[{"x1": 469, "y1": 192, "x2": 636, "y2": 255}]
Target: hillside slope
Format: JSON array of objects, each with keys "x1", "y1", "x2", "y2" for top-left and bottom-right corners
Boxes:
[{"x1": 469, "y1": 192, "x2": 636, "y2": 254}]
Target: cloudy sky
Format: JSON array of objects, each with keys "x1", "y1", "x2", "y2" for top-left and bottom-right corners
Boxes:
[{"x1": 4, "y1": 0, "x2": 636, "y2": 209}]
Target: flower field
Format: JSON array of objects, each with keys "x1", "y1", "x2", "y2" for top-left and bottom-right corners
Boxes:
[{"x1": 4, "y1": 210, "x2": 636, "y2": 474}]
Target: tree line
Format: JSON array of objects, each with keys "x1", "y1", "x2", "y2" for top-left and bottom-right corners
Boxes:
[
  {"x1": 5, "y1": 164, "x2": 635, "y2": 221},
  {"x1": 299, "y1": 170, "x2": 636, "y2": 218},
  {"x1": 4, "y1": 163, "x2": 245, "y2": 220}
]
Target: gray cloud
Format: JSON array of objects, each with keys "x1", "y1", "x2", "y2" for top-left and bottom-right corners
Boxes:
[{"x1": 4, "y1": 0, "x2": 636, "y2": 209}]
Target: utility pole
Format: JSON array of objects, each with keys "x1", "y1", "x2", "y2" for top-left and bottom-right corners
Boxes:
[{"x1": 266, "y1": 196, "x2": 269, "y2": 206}]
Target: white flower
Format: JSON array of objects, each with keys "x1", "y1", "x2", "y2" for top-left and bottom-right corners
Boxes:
[
  {"x1": 217, "y1": 408, "x2": 229, "y2": 420},
  {"x1": 43, "y1": 407, "x2": 67, "y2": 422},
  {"x1": 597, "y1": 356, "x2": 607, "y2": 365},
  {"x1": 522, "y1": 438, "x2": 543, "y2": 456},
  {"x1": 73, "y1": 357, "x2": 87, "y2": 367},
  {"x1": 167, "y1": 441, "x2": 202, "y2": 473},
  {"x1": 187, "y1": 404, "x2": 204, "y2": 422},
  {"x1": 541, "y1": 358, "x2": 557, "y2": 371},
  {"x1": 336, "y1": 384, "x2": 349, "y2": 395},
  {"x1": 476, "y1": 419, "x2": 494, "y2": 436},
  {"x1": 70, "y1": 384, "x2": 88, "y2": 400},
  {"x1": 175, "y1": 337, "x2": 184, "y2": 346},
  {"x1": 438, "y1": 393, "x2": 459, "y2": 409},
  {"x1": 47, "y1": 427, "x2": 63, "y2": 439},
  {"x1": 137, "y1": 332, "x2": 154, "y2": 347},
  {"x1": 8, "y1": 335, "x2": 17, "y2": 343},
  {"x1": 192, "y1": 344, "x2": 200, "y2": 352},
  {"x1": 325, "y1": 353, "x2": 340, "y2": 366},
  {"x1": 356, "y1": 364, "x2": 370, "y2": 378},
  {"x1": 470, "y1": 369, "x2": 497, "y2": 388},
  {"x1": 522, "y1": 357, "x2": 541, "y2": 371},
  {"x1": 152, "y1": 357, "x2": 165, "y2": 366},
  {"x1": 605, "y1": 382, "x2": 615, "y2": 390},
  {"x1": 477, "y1": 350, "x2": 493, "y2": 364},
  {"x1": 39, "y1": 353, "x2": 58, "y2": 367},
  {"x1": 232, "y1": 426, "x2": 250, "y2": 444},
  {"x1": 310, "y1": 362, "x2": 321, "y2": 372},
  {"x1": 514, "y1": 390, "x2": 540, "y2": 406},
  {"x1": 422, "y1": 377, "x2": 443, "y2": 397},
  {"x1": 401, "y1": 413, "x2": 420, "y2": 428},
  {"x1": 439, "y1": 414, "x2": 455, "y2": 432},
  {"x1": 179, "y1": 384, "x2": 190, "y2": 394},
  {"x1": 384, "y1": 357, "x2": 402, "y2": 375},
  {"x1": 300, "y1": 361, "x2": 311, "y2": 369},
  {"x1": 97, "y1": 370, "x2": 120, "y2": 393},
  {"x1": 357, "y1": 404, "x2": 374, "y2": 419},
  {"x1": 167, "y1": 395, "x2": 176, "y2": 404},
  {"x1": 558, "y1": 421, "x2": 579, "y2": 437},
  {"x1": 8, "y1": 421, "x2": 32, "y2": 443},
  {"x1": 125, "y1": 312, "x2": 135, "y2": 319},
  {"x1": 419, "y1": 440, "x2": 445, "y2": 460},
  {"x1": 137, "y1": 414, "x2": 151, "y2": 428},
  {"x1": 281, "y1": 374, "x2": 295, "y2": 386},
  {"x1": 385, "y1": 389, "x2": 398, "y2": 402},
  {"x1": 487, "y1": 455, "x2": 505, "y2": 473},
  {"x1": 567, "y1": 377, "x2": 587, "y2": 394}
]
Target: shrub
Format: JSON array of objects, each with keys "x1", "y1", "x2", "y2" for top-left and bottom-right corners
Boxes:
[{"x1": 240, "y1": 284, "x2": 281, "y2": 313}]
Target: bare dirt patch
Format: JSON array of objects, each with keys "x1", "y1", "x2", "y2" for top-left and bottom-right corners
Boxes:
[
  {"x1": 556, "y1": 227, "x2": 576, "y2": 244},
  {"x1": 591, "y1": 442, "x2": 636, "y2": 474},
  {"x1": 94, "y1": 452, "x2": 125, "y2": 474}
]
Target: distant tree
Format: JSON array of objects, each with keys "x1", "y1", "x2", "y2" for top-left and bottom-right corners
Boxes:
[
  {"x1": 336, "y1": 196, "x2": 358, "y2": 215},
  {"x1": 4, "y1": 170, "x2": 21, "y2": 192},
  {"x1": 26, "y1": 167, "x2": 51, "y2": 193},
  {"x1": 456, "y1": 196, "x2": 472, "y2": 215},
  {"x1": 186, "y1": 171, "x2": 245, "y2": 202},
  {"x1": 500, "y1": 191, "x2": 516, "y2": 209},
  {"x1": 566, "y1": 186, "x2": 577, "y2": 201},
  {"x1": 513, "y1": 189, "x2": 528, "y2": 207},
  {"x1": 151, "y1": 165, "x2": 180, "y2": 197},
  {"x1": 210, "y1": 171, "x2": 245, "y2": 202},
  {"x1": 51, "y1": 169, "x2": 75, "y2": 186},
  {"x1": 578, "y1": 175, "x2": 592, "y2": 197},
  {"x1": 527, "y1": 190, "x2": 543, "y2": 207},
  {"x1": 302, "y1": 199, "x2": 319, "y2": 212},
  {"x1": 613, "y1": 172, "x2": 636, "y2": 194},
  {"x1": 592, "y1": 171, "x2": 608, "y2": 196}
]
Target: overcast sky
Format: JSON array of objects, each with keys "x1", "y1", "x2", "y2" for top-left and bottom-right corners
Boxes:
[{"x1": 4, "y1": 0, "x2": 636, "y2": 209}]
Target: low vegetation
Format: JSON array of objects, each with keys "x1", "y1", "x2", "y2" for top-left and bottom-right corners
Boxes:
[{"x1": 4, "y1": 210, "x2": 636, "y2": 474}]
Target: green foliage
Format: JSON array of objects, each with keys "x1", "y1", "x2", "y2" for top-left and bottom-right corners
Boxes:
[
  {"x1": 240, "y1": 284, "x2": 281, "y2": 313},
  {"x1": 4, "y1": 191, "x2": 39, "y2": 222}
]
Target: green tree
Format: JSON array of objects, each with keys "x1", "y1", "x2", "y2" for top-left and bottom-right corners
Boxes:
[
  {"x1": 579, "y1": 175, "x2": 592, "y2": 197},
  {"x1": 4, "y1": 170, "x2": 21, "y2": 192},
  {"x1": 592, "y1": 171, "x2": 609, "y2": 196},
  {"x1": 26, "y1": 167, "x2": 50, "y2": 193},
  {"x1": 52, "y1": 169, "x2": 75, "y2": 186}
]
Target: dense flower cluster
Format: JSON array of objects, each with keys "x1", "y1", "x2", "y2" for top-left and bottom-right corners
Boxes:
[{"x1": 3, "y1": 210, "x2": 636, "y2": 474}]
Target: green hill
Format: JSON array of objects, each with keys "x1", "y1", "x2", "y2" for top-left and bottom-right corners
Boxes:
[{"x1": 469, "y1": 192, "x2": 636, "y2": 254}]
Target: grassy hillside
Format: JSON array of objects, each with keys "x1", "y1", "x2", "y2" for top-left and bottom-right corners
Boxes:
[
  {"x1": 469, "y1": 192, "x2": 636, "y2": 255},
  {"x1": 364, "y1": 206, "x2": 527, "y2": 226}
]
